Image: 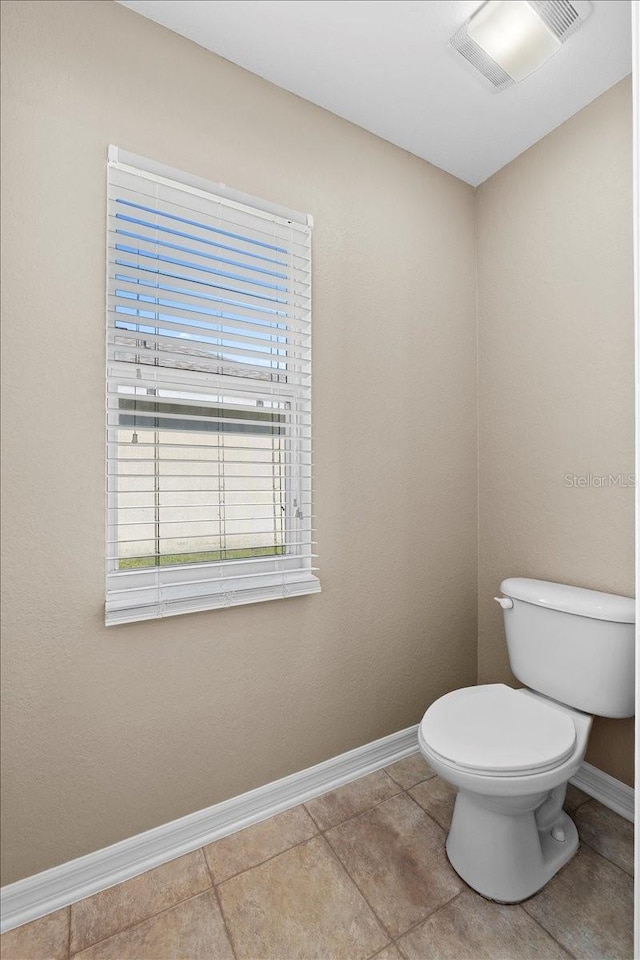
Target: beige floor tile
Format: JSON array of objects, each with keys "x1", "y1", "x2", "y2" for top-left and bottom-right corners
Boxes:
[
  {"x1": 217, "y1": 835, "x2": 388, "y2": 960},
  {"x1": 70, "y1": 851, "x2": 211, "y2": 954},
  {"x1": 71, "y1": 890, "x2": 233, "y2": 960},
  {"x1": 204, "y1": 804, "x2": 318, "y2": 883},
  {"x1": 563, "y1": 783, "x2": 590, "y2": 814},
  {"x1": 408, "y1": 776, "x2": 457, "y2": 831},
  {"x1": 0, "y1": 908, "x2": 69, "y2": 960},
  {"x1": 384, "y1": 753, "x2": 435, "y2": 790},
  {"x1": 305, "y1": 770, "x2": 401, "y2": 830},
  {"x1": 574, "y1": 800, "x2": 633, "y2": 876},
  {"x1": 326, "y1": 792, "x2": 462, "y2": 938},
  {"x1": 523, "y1": 844, "x2": 634, "y2": 960},
  {"x1": 397, "y1": 889, "x2": 571, "y2": 960}
]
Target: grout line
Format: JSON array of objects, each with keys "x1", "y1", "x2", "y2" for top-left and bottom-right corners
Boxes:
[
  {"x1": 366, "y1": 941, "x2": 402, "y2": 960},
  {"x1": 208, "y1": 868, "x2": 239, "y2": 960},
  {"x1": 569, "y1": 799, "x2": 635, "y2": 877},
  {"x1": 389, "y1": 885, "x2": 578, "y2": 960},
  {"x1": 320, "y1": 787, "x2": 459, "y2": 946},
  {"x1": 395, "y1": 941, "x2": 409, "y2": 960},
  {"x1": 305, "y1": 784, "x2": 404, "y2": 834},
  {"x1": 200, "y1": 844, "x2": 217, "y2": 888},
  {"x1": 68, "y1": 887, "x2": 217, "y2": 958},
  {"x1": 519, "y1": 883, "x2": 578, "y2": 960},
  {"x1": 366, "y1": 948, "x2": 395, "y2": 960},
  {"x1": 195, "y1": 846, "x2": 215, "y2": 889},
  {"x1": 568, "y1": 792, "x2": 593, "y2": 814},
  {"x1": 316, "y1": 781, "x2": 453, "y2": 947},
  {"x1": 382, "y1": 759, "x2": 435, "y2": 790},
  {"x1": 66, "y1": 903, "x2": 71, "y2": 960},
  {"x1": 575, "y1": 831, "x2": 634, "y2": 878},
  {"x1": 519, "y1": 842, "x2": 631, "y2": 954},
  {"x1": 577, "y1": 839, "x2": 635, "y2": 881},
  {"x1": 207, "y1": 805, "x2": 441, "y2": 958},
  {"x1": 175, "y1": 778, "x2": 434, "y2": 903},
  {"x1": 523, "y1": 911, "x2": 577, "y2": 960},
  {"x1": 401, "y1": 789, "x2": 450, "y2": 838},
  {"x1": 403, "y1": 780, "x2": 437, "y2": 793},
  {"x1": 68, "y1": 850, "x2": 215, "y2": 955},
  {"x1": 386, "y1": 771, "x2": 437, "y2": 791},
  {"x1": 394, "y1": 938, "x2": 408, "y2": 960},
  {"x1": 405, "y1": 778, "x2": 444, "y2": 802},
  {"x1": 206, "y1": 827, "x2": 322, "y2": 888},
  {"x1": 570, "y1": 794, "x2": 634, "y2": 873},
  {"x1": 302, "y1": 801, "x2": 322, "y2": 830},
  {"x1": 319, "y1": 833, "x2": 394, "y2": 945},
  {"x1": 391, "y1": 888, "x2": 466, "y2": 952}
]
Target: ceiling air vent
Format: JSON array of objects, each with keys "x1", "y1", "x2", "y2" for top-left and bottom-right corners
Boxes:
[
  {"x1": 450, "y1": 0, "x2": 592, "y2": 92},
  {"x1": 529, "y1": 0, "x2": 583, "y2": 39}
]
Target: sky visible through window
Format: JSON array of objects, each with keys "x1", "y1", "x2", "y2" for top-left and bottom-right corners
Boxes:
[{"x1": 114, "y1": 197, "x2": 290, "y2": 367}]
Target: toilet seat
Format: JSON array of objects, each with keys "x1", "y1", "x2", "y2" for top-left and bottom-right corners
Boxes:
[{"x1": 420, "y1": 684, "x2": 577, "y2": 777}]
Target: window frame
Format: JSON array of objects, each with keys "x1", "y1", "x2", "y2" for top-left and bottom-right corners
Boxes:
[{"x1": 105, "y1": 147, "x2": 319, "y2": 625}]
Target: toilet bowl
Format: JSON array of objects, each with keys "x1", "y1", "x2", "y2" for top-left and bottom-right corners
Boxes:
[
  {"x1": 418, "y1": 578, "x2": 634, "y2": 903},
  {"x1": 419, "y1": 684, "x2": 592, "y2": 902}
]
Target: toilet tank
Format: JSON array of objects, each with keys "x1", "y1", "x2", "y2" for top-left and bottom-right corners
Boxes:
[{"x1": 498, "y1": 578, "x2": 635, "y2": 718}]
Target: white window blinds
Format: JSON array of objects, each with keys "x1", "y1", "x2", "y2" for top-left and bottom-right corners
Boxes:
[{"x1": 106, "y1": 147, "x2": 319, "y2": 625}]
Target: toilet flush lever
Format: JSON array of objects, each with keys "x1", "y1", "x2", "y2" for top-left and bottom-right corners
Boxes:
[{"x1": 493, "y1": 596, "x2": 513, "y2": 610}]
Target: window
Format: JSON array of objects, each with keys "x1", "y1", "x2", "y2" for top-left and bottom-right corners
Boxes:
[{"x1": 106, "y1": 148, "x2": 318, "y2": 625}]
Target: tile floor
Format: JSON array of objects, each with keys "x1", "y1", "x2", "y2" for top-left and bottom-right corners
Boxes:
[{"x1": 1, "y1": 754, "x2": 634, "y2": 960}]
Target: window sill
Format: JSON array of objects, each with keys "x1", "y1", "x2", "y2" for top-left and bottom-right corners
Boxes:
[{"x1": 105, "y1": 573, "x2": 321, "y2": 626}]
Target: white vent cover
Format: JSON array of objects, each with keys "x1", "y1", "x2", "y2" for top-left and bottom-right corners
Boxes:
[{"x1": 450, "y1": 0, "x2": 592, "y2": 92}]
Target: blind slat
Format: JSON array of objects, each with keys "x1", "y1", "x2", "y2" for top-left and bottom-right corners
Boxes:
[
  {"x1": 108, "y1": 280, "x2": 312, "y2": 337},
  {"x1": 110, "y1": 559, "x2": 319, "y2": 587}
]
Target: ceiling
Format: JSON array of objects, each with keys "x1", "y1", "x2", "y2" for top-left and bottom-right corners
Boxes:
[{"x1": 117, "y1": 0, "x2": 632, "y2": 186}]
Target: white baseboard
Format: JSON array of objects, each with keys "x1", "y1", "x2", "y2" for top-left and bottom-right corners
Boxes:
[
  {"x1": 0, "y1": 724, "x2": 419, "y2": 934},
  {"x1": 570, "y1": 760, "x2": 634, "y2": 823},
  {"x1": 1, "y1": 728, "x2": 633, "y2": 935}
]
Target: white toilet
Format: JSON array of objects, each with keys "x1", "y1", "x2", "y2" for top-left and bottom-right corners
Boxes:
[{"x1": 418, "y1": 577, "x2": 635, "y2": 903}]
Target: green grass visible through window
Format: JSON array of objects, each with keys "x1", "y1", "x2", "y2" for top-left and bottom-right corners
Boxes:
[{"x1": 119, "y1": 545, "x2": 285, "y2": 569}]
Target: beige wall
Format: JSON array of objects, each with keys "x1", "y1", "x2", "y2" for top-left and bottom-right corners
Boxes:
[
  {"x1": 476, "y1": 78, "x2": 635, "y2": 786},
  {"x1": 0, "y1": 1, "x2": 478, "y2": 884}
]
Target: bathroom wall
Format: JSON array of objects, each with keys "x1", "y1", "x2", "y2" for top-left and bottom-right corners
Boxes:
[
  {"x1": 476, "y1": 78, "x2": 635, "y2": 786},
  {"x1": 0, "y1": 0, "x2": 478, "y2": 884}
]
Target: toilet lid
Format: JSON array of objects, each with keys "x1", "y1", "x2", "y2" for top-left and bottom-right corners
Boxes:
[{"x1": 420, "y1": 684, "x2": 577, "y2": 775}]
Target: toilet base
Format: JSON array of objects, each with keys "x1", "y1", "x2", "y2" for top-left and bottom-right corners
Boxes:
[{"x1": 445, "y1": 787, "x2": 579, "y2": 903}]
